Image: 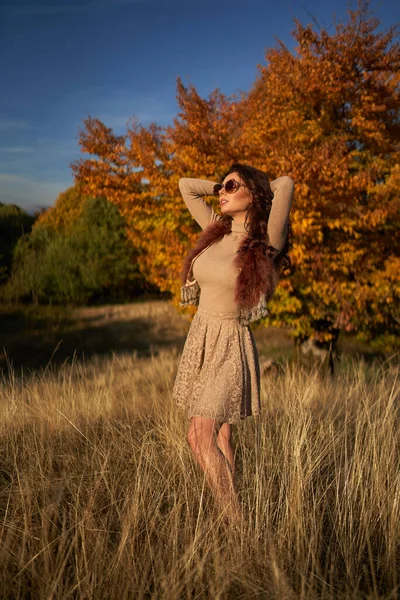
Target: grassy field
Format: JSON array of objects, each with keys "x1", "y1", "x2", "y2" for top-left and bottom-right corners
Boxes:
[{"x1": 0, "y1": 301, "x2": 399, "y2": 599}]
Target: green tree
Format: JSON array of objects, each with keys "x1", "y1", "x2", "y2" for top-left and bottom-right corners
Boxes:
[
  {"x1": 4, "y1": 197, "x2": 150, "y2": 305},
  {"x1": 0, "y1": 203, "x2": 35, "y2": 284}
]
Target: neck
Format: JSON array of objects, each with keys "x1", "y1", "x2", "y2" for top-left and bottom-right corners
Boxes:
[{"x1": 231, "y1": 219, "x2": 247, "y2": 233}]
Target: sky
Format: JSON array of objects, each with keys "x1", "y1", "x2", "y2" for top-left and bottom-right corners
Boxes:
[{"x1": 0, "y1": 0, "x2": 399, "y2": 212}]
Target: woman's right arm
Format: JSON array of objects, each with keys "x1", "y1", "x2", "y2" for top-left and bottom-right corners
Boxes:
[{"x1": 179, "y1": 178, "x2": 220, "y2": 230}]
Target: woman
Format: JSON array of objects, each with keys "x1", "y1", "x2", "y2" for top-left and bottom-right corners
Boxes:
[{"x1": 172, "y1": 163, "x2": 294, "y2": 527}]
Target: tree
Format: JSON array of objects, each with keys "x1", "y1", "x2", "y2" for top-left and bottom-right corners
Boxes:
[
  {"x1": 0, "y1": 203, "x2": 35, "y2": 284},
  {"x1": 239, "y1": 0, "x2": 400, "y2": 348},
  {"x1": 71, "y1": 82, "x2": 245, "y2": 296},
  {"x1": 36, "y1": 184, "x2": 86, "y2": 232},
  {"x1": 71, "y1": 0, "x2": 399, "y2": 350},
  {"x1": 4, "y1": 196, "x2": 150, "y2": 305}
]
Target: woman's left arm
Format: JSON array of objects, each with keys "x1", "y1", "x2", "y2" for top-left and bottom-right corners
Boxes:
[{"x1": 268, "y1": 176, "x2": 294, "y2": 253}]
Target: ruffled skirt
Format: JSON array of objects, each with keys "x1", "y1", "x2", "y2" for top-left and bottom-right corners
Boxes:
[{"x1": 173, "y1": 307, "x2": 261, "y2": 423}]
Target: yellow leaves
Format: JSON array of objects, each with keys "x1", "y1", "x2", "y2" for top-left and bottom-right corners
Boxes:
[
  {"x1": 37, "y1": 185, "x2": 86, "y2": 232},
  {"x1": 67, "y1": 1, "x2": 399, "y2": 348},
  {"x1": 360, "y1": 208, "x2": 388, "y2": 228},
  {"x1": 292, "y1": 214, "x2": 323, "y2": 246}
]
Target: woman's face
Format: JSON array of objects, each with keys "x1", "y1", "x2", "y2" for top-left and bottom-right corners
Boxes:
[{"x1": 218, "y1": 172, "x2": 252, "y2": 221}]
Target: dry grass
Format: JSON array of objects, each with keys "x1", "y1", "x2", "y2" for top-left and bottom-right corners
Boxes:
[{"x1": 0, "y1": 303, "x2": 399, "y2": 599}]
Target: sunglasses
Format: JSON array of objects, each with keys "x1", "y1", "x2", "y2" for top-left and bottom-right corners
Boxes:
[{"x1": 213, "y1": 179, "x2": 248, "y2": 196}]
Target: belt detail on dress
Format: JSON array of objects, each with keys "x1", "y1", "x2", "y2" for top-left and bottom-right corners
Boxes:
[{"x1": 196, "y1": 307, "x2": 240, "y2": 321}]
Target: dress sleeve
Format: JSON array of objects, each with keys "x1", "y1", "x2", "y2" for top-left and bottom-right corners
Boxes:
[
  {"x1": 268, "y1": 176, "x2": 294, "y2": 253},
  {"x1": 179, "y1": 178, "x2": 221, "y2": 230}
]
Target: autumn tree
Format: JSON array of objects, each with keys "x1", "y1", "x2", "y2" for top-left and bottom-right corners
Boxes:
[
  {"x1": 37, "y1": 184, "x2": 86, "y2": 232},
  {"x1": 239, "y1": 0, "x2": 400, "y2": 349},
  {"x1": 71, "y1": 85, "x2": 243, "y2": 295},
  {"x1": 72, "y1": 0, "x2": 399, "y2": 350}
]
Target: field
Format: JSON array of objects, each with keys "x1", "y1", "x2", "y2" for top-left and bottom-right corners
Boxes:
[{"x1": 0, "y1": 301, "x2": 399, "y2": 599}]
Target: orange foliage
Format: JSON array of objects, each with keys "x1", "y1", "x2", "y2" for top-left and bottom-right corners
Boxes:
[
  {"x1": 38, "y1": 184, "x2": 87, "y2": 231},
  {"x1": 72, "y1": 85, "x2": 244, "y2": 295},
  {"x1": 71, "y1": 0, "x2": 400, "y2": 349},
  {"x1": 238, "y1": 1, "x2": 400, "y2": 344}
]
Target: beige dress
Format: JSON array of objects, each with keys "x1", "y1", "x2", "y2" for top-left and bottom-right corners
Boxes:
[{"x1": 173, "y1": 177, "x2": 294, "y2": 423}]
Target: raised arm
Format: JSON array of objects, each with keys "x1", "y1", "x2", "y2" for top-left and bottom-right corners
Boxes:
[
  {"x1": 268, "y1": 176, "x2": 294, "y2": 253},
  {"x1": 179, "y1": 178, "x2": 220, "y2": 230}
]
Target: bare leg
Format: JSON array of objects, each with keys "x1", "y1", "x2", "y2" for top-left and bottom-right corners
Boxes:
[
  {"x1": 217, "y1": 423, "x2": 235, "y2": 475},
  {"x1": 188, "y1": 417, "x2": 241, "y2": 527}
]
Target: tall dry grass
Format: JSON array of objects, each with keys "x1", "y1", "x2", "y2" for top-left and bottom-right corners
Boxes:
[{"x1": 0, "y1": 342, "x2": 399, "y2": 598}]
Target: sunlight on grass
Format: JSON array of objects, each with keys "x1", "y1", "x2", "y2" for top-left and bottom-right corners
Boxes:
[{"x1": 0, "y1": 339, "x2": 399, "y2": 598}]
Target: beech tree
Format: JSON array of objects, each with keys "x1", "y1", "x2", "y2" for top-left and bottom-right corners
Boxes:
[
  {"x1": 71, "y1": 0, "x2": 399, "y2": 350},
  {"x1": 239, "y1": 1, "x2": 400, "y2": 348},
  {"x1": 71, "y1": 85, "x2": 242, "y2": 294}
]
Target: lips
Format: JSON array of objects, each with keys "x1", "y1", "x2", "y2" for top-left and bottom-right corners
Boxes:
[{"x1": 220, "y1": 200, "x2": 228, "y2": 206}]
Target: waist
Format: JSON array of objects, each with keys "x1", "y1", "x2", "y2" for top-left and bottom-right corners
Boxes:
[{"x1": 196, "y1": 306, "x2": 239, "y2": 321}]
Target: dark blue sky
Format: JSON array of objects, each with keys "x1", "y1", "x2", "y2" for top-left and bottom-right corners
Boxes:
[{"x1": 0, "y1": 0, "x2": 398, "y2": 210}]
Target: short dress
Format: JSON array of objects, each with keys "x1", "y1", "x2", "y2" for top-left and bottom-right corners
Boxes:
[{"x1": 173, "y1": 305, "x2": 261, "y2": 423}]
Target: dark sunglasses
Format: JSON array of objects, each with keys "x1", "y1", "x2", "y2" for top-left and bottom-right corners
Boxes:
[{"x1": 213, "y1": 179, "x2": 248, "y2": 196}]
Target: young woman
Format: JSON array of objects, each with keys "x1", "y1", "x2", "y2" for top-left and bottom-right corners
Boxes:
[{"x1": 173, "y1": 163, "x2": 294, "y2": 526}]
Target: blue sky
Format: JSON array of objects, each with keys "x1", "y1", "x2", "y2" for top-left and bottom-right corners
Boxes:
[{"x1": 0, "y1": 0, "x2": 398, "y2": 211}]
